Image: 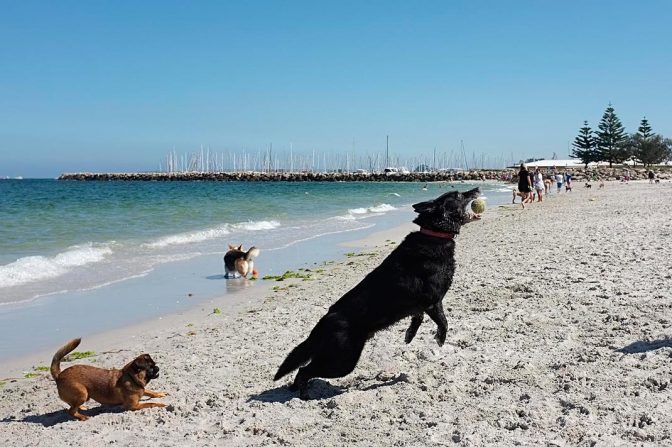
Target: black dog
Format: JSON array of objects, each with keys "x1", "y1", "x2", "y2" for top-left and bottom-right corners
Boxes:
[{"x1": 274, "y1": 188, "x2": 481, "y2": 399}]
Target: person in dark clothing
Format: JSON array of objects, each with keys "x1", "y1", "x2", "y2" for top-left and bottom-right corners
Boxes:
[
  {"x1": 649, "y1": 170, "x2": 655, "y2": 184},
  {"x1": 517, "y1": 164, "x2": 533, "y2": 209}
]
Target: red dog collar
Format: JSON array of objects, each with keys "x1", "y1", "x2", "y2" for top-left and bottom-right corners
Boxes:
[{"x1": 419, "y1": 228, "x2": 455, "y2": 240}]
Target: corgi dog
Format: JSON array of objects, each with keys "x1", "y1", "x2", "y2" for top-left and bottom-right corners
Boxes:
[{"x1": 223, "y1": 244, "x2": 260, "y2": 279}]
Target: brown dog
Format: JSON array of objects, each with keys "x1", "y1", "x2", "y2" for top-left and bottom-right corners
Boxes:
[
  {"x1": 51, "y1": 338, "x2": 167, "y2": 421},
  {"x1": 223, "y1": 244, "x2": 260, "y2": 278}
]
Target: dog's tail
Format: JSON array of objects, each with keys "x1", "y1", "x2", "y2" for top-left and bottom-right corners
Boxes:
[
  {"x1": 50, "y1": 338, "x2": 81, "y2": 380},
  {"x1": 245, "y1": 247, "x2": 260, "y2": 261},
  {"x1": 274, "y1": 338, "x2": 312, "y2": 381}
]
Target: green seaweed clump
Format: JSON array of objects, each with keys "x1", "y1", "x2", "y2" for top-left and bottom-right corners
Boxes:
[
  {"x1": 345, "y1": 252, "x2": 377, "y2": 258},
  {"x1": 65, "y1": 351, "x2": 96, "y2": 361},
  {"x1": 262, "y1": 270, "x2": 313, "y2": 282}
]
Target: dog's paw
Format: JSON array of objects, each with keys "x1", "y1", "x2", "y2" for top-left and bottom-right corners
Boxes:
[
  {"x1": 404, "y1": 329, "x2": 417, "y2": 344},
  {"x1": 435, "y1": 331, "x2": 446, "y2": 347},
  {"x1": 155, "y1": 392, "x2": 169, "y2": 398}
]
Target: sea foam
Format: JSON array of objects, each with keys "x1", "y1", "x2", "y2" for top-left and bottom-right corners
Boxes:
[
  {"x1": 347, "y1": 203, "x2": 396, "y2": 217},
  {"x1": 0, "y1": 243, "x2": 113, "y2": 288},
  {"x1": 144, "y1": 220, "x2": 281, "y2": 248}
]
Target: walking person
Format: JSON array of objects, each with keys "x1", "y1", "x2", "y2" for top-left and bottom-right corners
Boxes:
[
  {"x1": 533, "y1": 168, "x2": 545, "y2": 202},
  {"x1": 564, "y1": 171, "x2": 573, "y2": 192},
  {"x1": 555, "y1": 172, "x2": 563, "y2": 193},
  {"x1": 517, "y1": 164, "x2": 533, "y2": 209}
]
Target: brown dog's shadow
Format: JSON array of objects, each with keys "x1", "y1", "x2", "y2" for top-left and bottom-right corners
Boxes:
[
  {"x1": 248, "y1": 380, "x2": 345, "y2": 403},
  {"x1": 205, "y1": 274, "x2": 227, "y2": 280},
  {"x1": 14, "y1": 405, "x2": 125, "y2": 427}
]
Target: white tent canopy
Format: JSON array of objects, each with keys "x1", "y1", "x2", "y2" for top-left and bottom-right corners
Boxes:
[{"x1": 508, "y1": 159, "x2": 584, "y2": 169}]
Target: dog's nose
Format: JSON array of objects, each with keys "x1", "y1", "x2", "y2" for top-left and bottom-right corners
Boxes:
[{"x1": 154, "y1": 366, "x2": 160, "y2": 373}]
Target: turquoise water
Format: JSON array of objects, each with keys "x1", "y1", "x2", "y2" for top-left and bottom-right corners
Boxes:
[
  {"x1": 0, "y1": 179, "x2": 512, "y2": 306},
  {"x1": 1, "y1": 179, "x2": 514, "y2": 305},
  {"x1": 0, "y1": 179, "x2": 513, "y2": 362}
]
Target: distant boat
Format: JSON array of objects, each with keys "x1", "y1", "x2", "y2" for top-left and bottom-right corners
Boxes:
[{"x1": 383, "y1": 167, "x2": 410, "y2": 175}]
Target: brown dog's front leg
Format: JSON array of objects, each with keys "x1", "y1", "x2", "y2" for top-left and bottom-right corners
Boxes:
[
  {"x1": 404, "y1": 313, "x2": 424, "y2": 343},
  {"x1": 130, "y1": 402, "x2": 167, "y2": 411},
  {"x1": 425, "y1": 302, "x2": 448, "y2": 346},
  {"x1": 124, "y1": 395, "x2": 167, "y2": 411},
  {"x1": 143, "y1": 389, "x2": 168, "y2": 399},
  {"x1": 67, "y1": 407, "x2": 89, "y2": 421}
]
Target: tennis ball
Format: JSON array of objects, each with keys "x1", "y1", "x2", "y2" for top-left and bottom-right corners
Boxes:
[{"x1": 470, "y1": 198, "x2": 486, "y2": 214}]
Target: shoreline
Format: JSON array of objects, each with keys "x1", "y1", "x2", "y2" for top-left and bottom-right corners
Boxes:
[
  {"x1": 0, "y1": 203, "x2": 427, "y2": 368},
  {"x1": 2, "y1": 181, "x2": 671, "y2": 445},
  {"x1": 0, "y1": 216, "x2": 415, "y2": 379}
]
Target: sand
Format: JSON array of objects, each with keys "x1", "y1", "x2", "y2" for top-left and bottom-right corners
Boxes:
[{"x1": 1, "y1": 181, "x2": 671, "y2": 446}]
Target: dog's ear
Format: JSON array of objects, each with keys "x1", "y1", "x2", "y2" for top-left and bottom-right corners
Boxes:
[
  {"x1": 237, "y1": 244, "x2": 243, "y2": 251},
  {"x1": 412, "y1": 199, "x2": 437, "y2": 214},
  {"x1": 462, "y1": 187, "x2": 481, "y2": 201},
  {"x1": 228, "y1": 244, "x2": 236, "y2": 250},
  {"x1": 131, "y1": 354, "x2": 156, "y2": 375}
]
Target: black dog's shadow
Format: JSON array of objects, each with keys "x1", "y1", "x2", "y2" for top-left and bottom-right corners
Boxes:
[
  {"x1": 358, "y1": 373, "x2": 409, "y2": 392},
  {"x1": 249, "y1": 374, "x2": 408, "y2": 403},
  {"x1": 248, "y1": 380, "x2": 345, "y2": 403},
  {"x1": 616, "y1": 338, "x2": 672, "y2": 354},
  {"x1": 8, "y1": 405, "x2": 125, "y2": 427}
]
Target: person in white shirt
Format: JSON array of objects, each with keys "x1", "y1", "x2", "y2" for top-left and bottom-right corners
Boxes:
[{"x1": 533, "y1": 168, "x2": 545, "y2": 202}]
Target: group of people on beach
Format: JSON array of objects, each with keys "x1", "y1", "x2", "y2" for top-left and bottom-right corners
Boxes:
[{"x1": 514, "y1": 163, "x2": 572, "y2": 208}]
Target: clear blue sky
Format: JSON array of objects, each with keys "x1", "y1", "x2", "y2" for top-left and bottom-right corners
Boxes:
[{"x1": 1, "y1": 1, "x2": 671, "y2": 177}]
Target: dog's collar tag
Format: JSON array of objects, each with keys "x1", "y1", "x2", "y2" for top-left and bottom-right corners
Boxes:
[{"x1": 419, "y1": 227, "x2": 455, "y2": 240}]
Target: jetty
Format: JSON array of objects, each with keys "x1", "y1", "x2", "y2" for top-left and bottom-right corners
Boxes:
[
  {"x1": 58, "y1": 170, "x2": 511, "y2": 182},
  {"x1": 58, "y1": 165, "x2": 671, "y2": 183}
]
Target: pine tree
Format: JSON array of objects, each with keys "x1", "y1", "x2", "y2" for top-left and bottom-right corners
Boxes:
[
  {"x1": 571, "y1": 121, "x2": 597, "y2": 167},
  {"x1": 629, "y1": 117, "x2": 672, "y2": 166},
  {"x1": 638, "y1": 117, "x2": 653, "y2": 139},
  {"x1": 595, "y1": 104, "x2": 629, "y2": 167}
]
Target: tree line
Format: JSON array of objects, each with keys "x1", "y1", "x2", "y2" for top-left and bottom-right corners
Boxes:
[{"x1": 571, "y1": 104, "x2": 672, "y2": 168}]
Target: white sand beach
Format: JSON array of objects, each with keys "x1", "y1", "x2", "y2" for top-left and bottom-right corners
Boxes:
[{"x1": 1, "y1": 181, "x2": 671, "y2": 446}]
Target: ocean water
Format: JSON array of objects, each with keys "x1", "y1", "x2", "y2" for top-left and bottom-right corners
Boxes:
[{"x1": 0, "y1": 179, "x2": 512, "y2": 362}]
